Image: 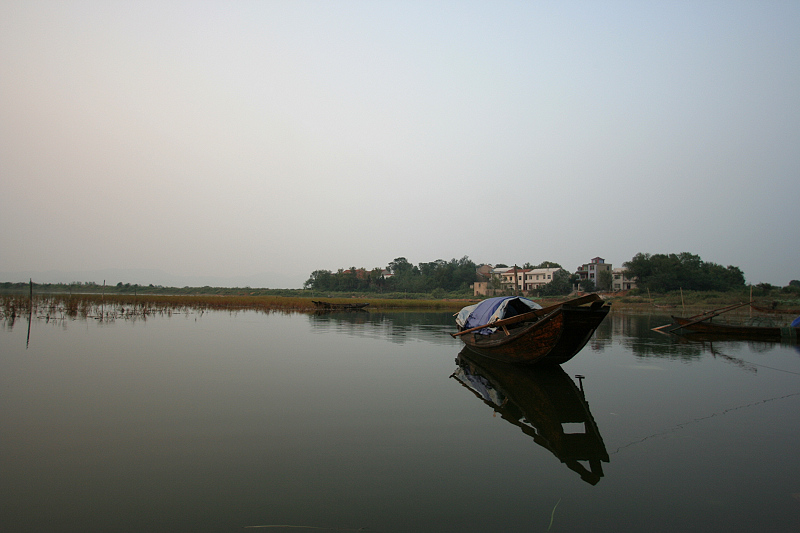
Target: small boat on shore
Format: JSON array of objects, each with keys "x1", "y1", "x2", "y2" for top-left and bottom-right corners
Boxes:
[
  {"x1": 452, "y1": 294, "x2": 610, "y2": 365},
  {"x1": 311, "y1": 300, "x2": 369, "y2": 310}
]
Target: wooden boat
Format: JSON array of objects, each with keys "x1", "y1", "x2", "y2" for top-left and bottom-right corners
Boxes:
[
  {"x1": 453, "y1": 294, "x2": 610, "y2": 365},
  {"x1": 670, "y1": 316, "x2": 799, "y2": 342},
  {"x1": 452, "y1": 349, "x2": 609, "y2": 484},
  {"x1": 312, "y1": 300, "x2": 369, "y2": 310},
  {"x1": 750, "y1": 303, "x2": 800, "y2": 315}
]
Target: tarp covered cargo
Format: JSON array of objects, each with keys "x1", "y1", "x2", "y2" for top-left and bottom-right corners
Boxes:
[{"x1": 455, "y1": 296, "x2": 542, "y2": 334}]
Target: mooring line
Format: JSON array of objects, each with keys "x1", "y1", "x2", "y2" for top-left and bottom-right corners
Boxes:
[
  {"x1": 547, "y1": 498, "x2": 561, "y2": 531},
  {"x1": 741, "y1": 361, "x2": 800, "y2": 376},
  {"x1": 244, "y1": 526, "x2": 371, "y2": 531},
  {"x1": 609, "y1": 390, "x2": 800, "y2": 455}
]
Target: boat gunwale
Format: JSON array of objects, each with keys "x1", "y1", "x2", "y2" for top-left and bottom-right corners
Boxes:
[{"x1": 461, "y1": 307, "x2": 564, "y2": 349}]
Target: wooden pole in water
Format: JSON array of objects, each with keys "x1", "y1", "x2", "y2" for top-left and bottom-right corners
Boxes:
[
  {"x1": 27, "y1": 279, "x2": 33, "y2": 348},
  {"x1": 102, "y1": 280, "x2": 105, "y2": 319},
  {"x1": 680, "y1": 287, "x2": 685, "y2": 315}
]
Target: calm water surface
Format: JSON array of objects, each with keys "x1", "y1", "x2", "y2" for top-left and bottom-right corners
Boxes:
[{"x1": 2, "y1": 309, "x2": 800, "y2": 532}]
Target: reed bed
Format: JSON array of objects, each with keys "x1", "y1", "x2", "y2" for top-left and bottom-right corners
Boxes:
[
  {"x1": 8, "y1": 291, "x2": 774, "y2": 323},
  {"x1": 0, "y1": 293, "x2": 476, "y2": 322}
]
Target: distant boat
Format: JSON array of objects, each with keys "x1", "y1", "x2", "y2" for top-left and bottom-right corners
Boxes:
[
  {"x1": 453, "y1": 294, "x2": 610, "y2": 365},
  {"x1": 750, "y1": 303, "x2": 800, "y2": 315},
  {"x1": 669, "y1": 316, "x2": 799, "y2": 342},
  {"x1": 452, "y1": 349, "x2": 609, "y2": 484},
  {"x1": 311, "y1": 300, "x2": 369, "y2": 310}
]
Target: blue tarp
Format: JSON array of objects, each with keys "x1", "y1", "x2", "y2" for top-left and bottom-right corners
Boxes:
[
  {"x1": 455, "y1": 296, "x2": 542, "y2": 333},
  {"x1": 792, "y1": 316, "x2": 800, "y2": 328}
]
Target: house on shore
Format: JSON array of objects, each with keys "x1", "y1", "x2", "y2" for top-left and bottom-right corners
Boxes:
[
  {"x1": 612, "y1": 267, "x2": 636, "y2": 291},
  {"x1": 501, "y1": 267, "x2": 565, "y2": 292},
  {"x1": 471, "y1": 265, "x2": 563, "y2": 296},
  {"x1": 575, "y1": 257, "x2": 612, "y2": 289},
  {"x1": 471, "y1": 257, "x2": 635, "y2": 296}
]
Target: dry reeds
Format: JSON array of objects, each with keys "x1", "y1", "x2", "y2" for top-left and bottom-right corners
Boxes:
[{"x1": 1, "y1": 294, "x2": 474, "y2": 321}]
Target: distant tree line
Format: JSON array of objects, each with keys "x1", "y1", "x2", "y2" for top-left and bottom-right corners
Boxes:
[
  {"x1": 306, "y1": 252, "x2": 783, "y2": 297},
  {"x1": 623, "y1": 252, "x2": 746, "y2": 292},
  {"x1": 7, "y1": 252, "x2": 783, "y2": 300},
  {"x1": 0, "y1": 281, "x2": 303, "y2": 297},
  {"x1": 304, "y1": 256, "x2": 479, "y2": 294},
  {"x1": 305, "y1": 257, "x2": 592, "y2": 296}
]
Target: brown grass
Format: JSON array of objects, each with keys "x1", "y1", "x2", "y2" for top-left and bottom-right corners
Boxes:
[
  {"x1": 1, "y1": 294, "x2": 481, "y2": 319},
  {"x1": 4, "y1": 292, "x2": 752, "y2": 321}
]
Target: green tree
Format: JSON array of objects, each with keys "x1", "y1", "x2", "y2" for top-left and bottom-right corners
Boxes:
[
  {"x1": 305, "y1": 255, "x2": 479, "y2": 294},
  {"x1": 540, "y1": 269, "x2": 575, "y2": 296},
  {"x1": 597, "y1": 269, "x2": 612, "y2": 291},
  {"x1": 533, "y1": 261, "x2": 562, "y2": 269},
  {"x1": 388, "y1": 257, "x2": 413, "y2": 275},
  {"x1": 623, "y1": 252, "x2": 745, "y2": 292},
  {"x1": 304, "y1": 269, "x2": 333, "y2": 290}
]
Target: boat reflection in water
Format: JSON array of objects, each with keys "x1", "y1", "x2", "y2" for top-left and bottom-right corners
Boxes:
[{"x1": 451, "y1": 349, "x2": 609, "y2": 485}]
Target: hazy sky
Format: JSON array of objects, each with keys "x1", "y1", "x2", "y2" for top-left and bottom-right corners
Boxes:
[{"x1": 2, "y1": 1, "x2": 798, "y2": 288}]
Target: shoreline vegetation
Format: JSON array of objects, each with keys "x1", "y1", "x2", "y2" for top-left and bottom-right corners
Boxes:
[{"x1": 1, "y1": 281, "x2": 798, "y2": 319}]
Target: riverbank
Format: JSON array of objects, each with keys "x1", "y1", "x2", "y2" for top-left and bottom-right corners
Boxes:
[
  {"x1": 4, "y1": 291, "x2": 796, "y2": 319},
  {"x1": 2, "y1": 281, "x2": 798, "y2": 318}
]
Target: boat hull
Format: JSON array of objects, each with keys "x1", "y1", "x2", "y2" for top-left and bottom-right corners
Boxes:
[
  {"x1": 312, "y1": 301, "x2": 369, "y2": 310},
  {"x1": 460, "y1": 305, "x2": 610, "y2": 365},
  {"x1": 750, "y1": 304, "x2": 800, "y2": 315},
  {"x1": 671, "y1": 316, "x2": 799, "y2": 342}
]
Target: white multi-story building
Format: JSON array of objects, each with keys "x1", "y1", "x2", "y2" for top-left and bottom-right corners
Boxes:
[
  {"x1": 498, "y1": 266, "x2": 564, "y2": 292},
  {"x1": 524, "y1": 268, "x2": 562, "y2": 291},
  {"x1": 612, "y1": 267, "x2": 636, "y2": 291},
  {"x1": 500, "y1": 267, "x2": 529, "y2": 291},
  {"x1": 576, "y1": 257, "x2": 612, "y2": 286}
]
